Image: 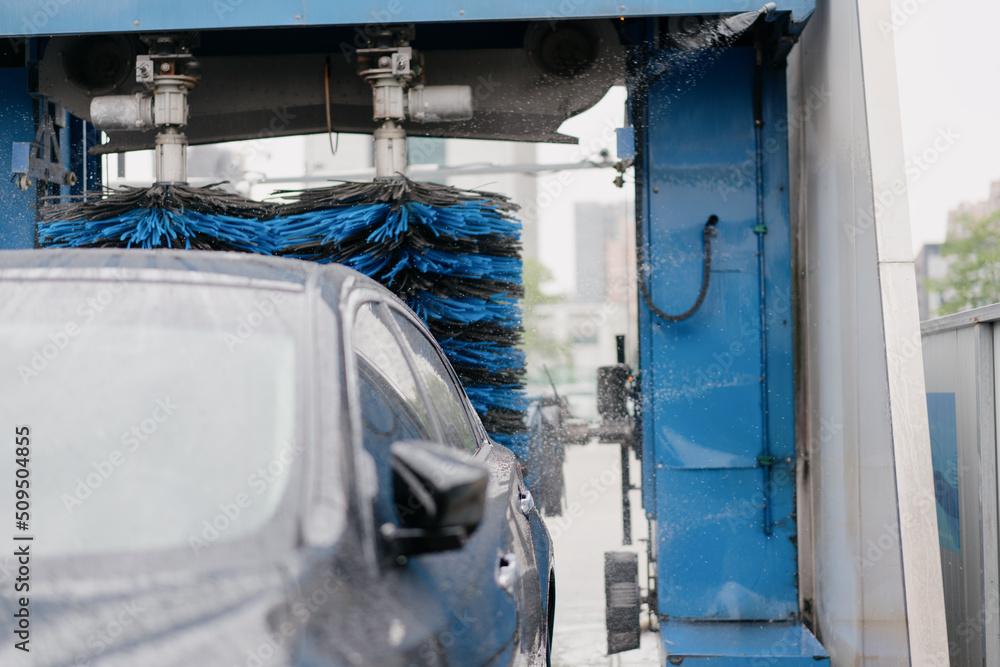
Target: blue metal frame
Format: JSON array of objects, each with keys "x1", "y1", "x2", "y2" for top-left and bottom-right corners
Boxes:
[
  {"x1": 2, "y1": 33, "x2": 99, "y2": 250},
  {"x1": 633, "y1": 42, "x2": 825, "y2": 661},
  {"x1": 0, "y1": 1, "x2": 814, "y2": 36},
  {"x1": 0, "y1": 67, "x2": 36, "y2": 249},
  {"x1": 69, "y1": 116, "x2": 101, "y2": 196}
]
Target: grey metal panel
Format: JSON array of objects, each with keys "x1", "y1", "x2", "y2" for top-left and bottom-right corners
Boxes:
[
  {"x1": 981, "y1": 327, "x2": 999, "y2": 666},
  {"x1": 919, "y1": 331, "x2": 957, "y2": 657},
  {"x1": 921, "y1": 323, "x2": 1000, "y2": 665},
  {"x1": 923, "y1": 303, "x2": 1000, "y2": 334},
  {"x1": 791, "y1": 0, "x2": 948, "y2": 662},
  {"x1": 922, "y1": 328, "x2": 985, "y2": 664}
]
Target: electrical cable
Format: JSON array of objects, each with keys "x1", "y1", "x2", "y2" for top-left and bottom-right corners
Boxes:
[{"x1": 324, "y1": 57, "x2": 339, "y2": 156}]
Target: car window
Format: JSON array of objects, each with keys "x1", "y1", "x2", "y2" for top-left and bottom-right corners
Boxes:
[
  {"x1": 351, "y1": 301, "x2": 437, "y2": 522},
  {"x1": 351, "y1": 302, "x2": 434, "y2": 440},
  {"x1": 390, "y1": 309, "x2": 479, "y2": 454},
  {"x1": 355, "y1": 358, "x2": 429, "y2": 523}
]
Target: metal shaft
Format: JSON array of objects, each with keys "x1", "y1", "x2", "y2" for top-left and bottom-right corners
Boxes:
[
  {"x1": 154, "y1": 126, "x2": 187, "y2": 184},
  {"x1": 373, "y1": 121, "x2": 406, "y2": 180}
]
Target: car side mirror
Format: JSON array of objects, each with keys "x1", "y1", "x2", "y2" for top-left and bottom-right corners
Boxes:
[{"x1": 383, "y1": 440, "x2": 488, "y2": 556}]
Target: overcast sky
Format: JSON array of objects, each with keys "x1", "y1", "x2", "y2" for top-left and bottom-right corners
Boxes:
[{"x1": 892, "y1": 0, "x2": 1000, "y2": 252}]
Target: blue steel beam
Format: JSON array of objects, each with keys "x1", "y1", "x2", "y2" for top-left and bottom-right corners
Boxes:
[{"x1": 1, "y1": 1, "x2": 814, "y2": 36}]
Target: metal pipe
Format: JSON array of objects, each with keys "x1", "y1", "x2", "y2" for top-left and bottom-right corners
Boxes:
[
  {"x1": 753, "y1": 42, "x2": 772, "y2": 537},
  {"x1": 255, "y1": 158, "x2": 623, "y2": 184},
  {"x1": 621, "y1": 443, "x2": 632, "y2": 546}
]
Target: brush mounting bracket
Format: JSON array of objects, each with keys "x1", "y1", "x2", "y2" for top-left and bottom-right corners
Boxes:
[
  {"x1": 357, "y1": 29, "x2": 473, "y2": 179},
  {"x1": 88, "y1": 37, "x2": 200, "y2": 184}
]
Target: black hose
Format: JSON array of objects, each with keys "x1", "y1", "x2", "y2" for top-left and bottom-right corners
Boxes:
[{"x1": 638, "y1": 214, "x2": 718, "y2": 323}]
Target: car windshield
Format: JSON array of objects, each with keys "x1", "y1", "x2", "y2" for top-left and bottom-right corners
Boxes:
[{"x1": 0, "y1": 277, "x2": 302, "y2": 558}]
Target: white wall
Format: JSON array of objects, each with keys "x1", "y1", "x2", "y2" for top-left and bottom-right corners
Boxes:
[{"x1": 791, "y1": 0, "x2": 948, "y2": 662}]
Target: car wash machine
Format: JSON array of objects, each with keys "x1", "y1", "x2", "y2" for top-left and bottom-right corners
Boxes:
[{"x1": 0, "y1": 0, "x2": 954, "y2": 664}]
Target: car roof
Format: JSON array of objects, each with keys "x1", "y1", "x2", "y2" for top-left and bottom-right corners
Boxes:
[{"x1": 0, "y1": 248, "x2": 383, "y2": 304}]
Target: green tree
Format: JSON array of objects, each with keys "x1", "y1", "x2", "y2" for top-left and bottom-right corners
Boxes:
[{"x1": 930, "y1": 210, "x2": 1000, "y2": 315}]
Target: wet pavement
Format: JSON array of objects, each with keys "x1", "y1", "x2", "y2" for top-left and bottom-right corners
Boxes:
[{"x1": 547, "y1": 442, "x2": 660, "y2": 667}]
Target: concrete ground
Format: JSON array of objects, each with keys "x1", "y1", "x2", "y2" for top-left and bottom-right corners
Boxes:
[{"x1": 546, "y1": 442, "x2": 660, "y2": 667}]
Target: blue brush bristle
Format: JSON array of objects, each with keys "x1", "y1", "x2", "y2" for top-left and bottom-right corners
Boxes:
[
  {"x1": 40, "y1": 208, "x2": 276, "y2": 253},
  {"x1": 274, "y1": 194, "x2": 528, "y2": 460},
  {"x1": 38, "y1": 184, "x2": 277, "y2": 253}
]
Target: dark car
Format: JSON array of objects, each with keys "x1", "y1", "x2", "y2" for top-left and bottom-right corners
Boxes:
[{"x1": 0, "y1": 249, "x2": 554, "y2": 667}]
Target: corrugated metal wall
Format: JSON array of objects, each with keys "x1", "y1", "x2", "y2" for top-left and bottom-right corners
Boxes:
[{"x1": 922, "y1": 307, "x2": 1000, "y2": 665}]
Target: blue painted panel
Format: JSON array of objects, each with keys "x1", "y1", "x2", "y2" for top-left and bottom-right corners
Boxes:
[
  {"x1": 660, "y1": 620, "x2": 828, "y2": 662},
  {"x1": 635, "y1": 45, "x2": 799, "y2": 622},
  {"x1": 0, "y1": 0, "x2": 814, "y2": 36},
  {"x1": 0, "y1": 68, "x2": 36, "y2": 249},
  {"x1": 658, "y1": 468, "x2": 797, "y2": 619},
  {"x1": 927, "y1": 392, "x2": 960, "y2": 554},
  {"x1": 645, "y1": 49, "x2": 762, "y2": 471}
]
